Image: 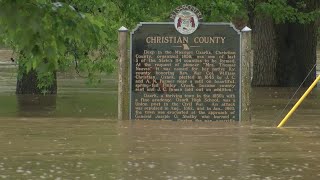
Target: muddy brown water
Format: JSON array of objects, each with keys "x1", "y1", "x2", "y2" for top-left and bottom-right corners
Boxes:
[{"x1": 0, "y1": 63, "x2": 320, "y2": 179}]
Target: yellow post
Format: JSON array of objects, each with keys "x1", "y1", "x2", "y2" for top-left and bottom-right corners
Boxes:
[{"x1": 277, "y1": 75, "x2": 320, "y2": 128}]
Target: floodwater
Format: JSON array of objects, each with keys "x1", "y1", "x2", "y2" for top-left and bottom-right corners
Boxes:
[{"x1": 1, "y1": 63, "x2": 320, "y2": 179}]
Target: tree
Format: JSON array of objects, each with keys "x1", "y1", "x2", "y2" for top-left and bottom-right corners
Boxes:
[
  {"x1": 250, "y1": 0, "x2": 320, "y2": 86},
  {"x1": 1, "y1": 0, "x2": 319, "y2": 93},
  {"x1": 0, "y1": 0, "x2": 247, "y2": 95},
  {"x1": 249, "y1": 0, "x2": 280, "y2": 86},
  {"x1": 0, "y1": 0, "x2": 116, "y2": 94}
]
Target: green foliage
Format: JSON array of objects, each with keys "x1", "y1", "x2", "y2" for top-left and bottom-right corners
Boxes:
[
  {"x1": 0, "y1": 0, "x2": 319, "y2": 93},
  {"x1": 0, "y1": 0, "x2": 247, "y2": 91},
  {"x1": 210, "y1": 0, "x2": 247, "y2": 22},
  {"x1": 0, "y1": 0, "x2": 115, "y2": 91},
  {"x1": 115, "y1": 0, "x2": 248, "y2": 30},
  {"x1": 256, "y1": 0, "x2": 320, "y2": 24}
]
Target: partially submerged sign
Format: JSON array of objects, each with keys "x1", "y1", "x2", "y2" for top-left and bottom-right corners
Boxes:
[{"x1": 130, "y1": 5, "x2": 241, "y2": 121}]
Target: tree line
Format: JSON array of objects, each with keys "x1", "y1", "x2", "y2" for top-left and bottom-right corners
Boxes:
[{"x1": 0, "y1": 0, "x2": 319, "y2": 94}]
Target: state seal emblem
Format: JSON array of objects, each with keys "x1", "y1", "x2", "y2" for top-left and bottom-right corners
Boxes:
[{"x1": 174, "y1": 10, "x2": 199, "y2": 35}]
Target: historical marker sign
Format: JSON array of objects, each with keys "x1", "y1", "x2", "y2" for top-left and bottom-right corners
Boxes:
[{"x1": 130, "y1": 6, "x2": 241, "y2": 121}]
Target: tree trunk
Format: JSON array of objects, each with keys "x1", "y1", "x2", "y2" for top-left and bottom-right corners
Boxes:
[
  {"x1": 16, "y1": 67, "x2": 57, "y2": 116},
  {"x1": 275, "y1": 0, "x2": 319, "y2": 86},
  {"x1": 276, "y1": 22, "x2": 317, "y2": 86},
  {"x1": 16, "y1": 69, "x2": 57, "y2": 94},
  {"x1": 250, "y1": 0, "x2": 319, "y2": 87},
  {"x1": 251, "y1": 15, "x2": 279, "y2": 86}
]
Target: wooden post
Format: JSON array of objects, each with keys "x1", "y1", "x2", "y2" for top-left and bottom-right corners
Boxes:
[
  {"x1": 241, "y1": 26, "x2": 252, "y2": 122},
  {"x1": 118, "y1": 26, "x2": 129, "y2": 120}
]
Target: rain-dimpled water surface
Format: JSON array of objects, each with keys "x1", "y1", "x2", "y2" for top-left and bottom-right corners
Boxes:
[{"x1": 0, "y1": 61, "x2": 320, "y2": 180}]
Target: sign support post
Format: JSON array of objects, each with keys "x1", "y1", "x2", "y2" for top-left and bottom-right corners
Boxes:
[
  {"x1": 118, "y1": 26, "x2": 129, "y2": 120},
  {"x1": 241, "y1": 26, "x2": 253, "y2": 122}
]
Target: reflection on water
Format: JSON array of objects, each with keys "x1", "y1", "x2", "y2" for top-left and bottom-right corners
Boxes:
[
  {"x1": 0, "y1": 93, "x2": 118, "y2": 118},
  {"x1": 16, "y1": 95, "x2": 57, "y2": 117},
  {"x1": 1, "y1": 64, "x2": 320, "y2": 179}
]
